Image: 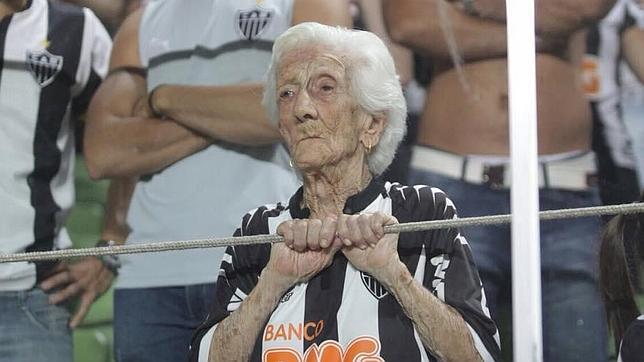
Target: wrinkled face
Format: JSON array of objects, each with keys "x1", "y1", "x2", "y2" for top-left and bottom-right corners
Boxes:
[{"x1": 276, "y1": 48, "x2": 371, "y2": 172}]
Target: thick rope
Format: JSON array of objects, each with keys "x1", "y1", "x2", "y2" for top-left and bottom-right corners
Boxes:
[{"x1": 2, "y1": 202, "x2": 643, "y2": 264}]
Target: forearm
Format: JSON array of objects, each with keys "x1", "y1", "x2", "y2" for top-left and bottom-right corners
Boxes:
[
  {"x1": 358, "y1": 0, "x2": 413, "y2": 85},
  {"x1": 151, "y1": 84, "x2": 282, "y2": 146},
  {"x1": 380, "y1": 262, "x2": 480, "y2": 361},
  {"x1": 467, "y1": 0, "x2": 614, "y2": 36},
  {"x1": 384, "y1": 0, "x2": 507, "y2": 62},
  {"x1": 84, "y1": 114, "x2": 209, "y2": 179},
  {"x1": 623, "y1": 27, "x2": 644, "y2": 83},
  {"x1": 62, "y1": 0, "x2": 125, "y2": 30},
  {"x1": 99, "y1": 177, "x2": 136, "y2": 243},
  {"x1": 534, "y1": 0, "x2": 615, "y2": 36},
  {"x1": 209, "y1": 271, "x2": 291, "y2": 361}
]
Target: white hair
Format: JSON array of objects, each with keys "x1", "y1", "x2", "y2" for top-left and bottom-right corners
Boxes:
[{"x1": 263, "y1": 22, "x2": 407, "y2": 176}]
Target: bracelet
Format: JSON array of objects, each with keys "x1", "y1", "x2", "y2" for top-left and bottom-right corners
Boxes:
[
  {"x1": 461, "y1": 0, "x2": 480, "y2": 16},
  {"x1": 95, "y1": 239, "x2": 121, "y2": 276},
  {"x1": 147, "y1": 85, "x2": 164, "y2": 119}
]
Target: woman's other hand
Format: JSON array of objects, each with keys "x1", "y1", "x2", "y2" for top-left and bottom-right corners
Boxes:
[
  {"x1": 338, "y1": 212, "x2": 402, "y2": 281},
  {"x1": 265, "y1": 218, "x2": 342, "y2": 288}
]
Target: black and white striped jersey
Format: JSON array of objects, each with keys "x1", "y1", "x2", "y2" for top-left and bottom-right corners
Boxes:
[
  {"x1": 190, "y1": 180, "x2": 501, "y2": 361},
  {"x1": 584, "y1": 0, "x2": 644, "y2": 169},
  {"x1": 0, "y1": 0, "x2": 111, "y2": 290}
]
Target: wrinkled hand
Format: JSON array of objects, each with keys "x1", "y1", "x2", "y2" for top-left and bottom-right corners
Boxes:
[
  {"x1": 267, "y1": 218, "x2": 343, "y2": 287},
  {"x1": 40, "y1": 258, "x2": 114, "y2": 328},
  {"x1": 338, "y1": 213, "x2": 401, "y2": 280}
]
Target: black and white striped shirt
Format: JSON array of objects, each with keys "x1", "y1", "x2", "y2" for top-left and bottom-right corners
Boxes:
[
  {"x1": 584, "y1": 0, "x2": 644, "y2": 169},
  {"x1": 0, "y1": 0, "x2": 111, "y2": 290},
  {"x1": 190, "y1": 179, "x2": 501, "y2": 361}
]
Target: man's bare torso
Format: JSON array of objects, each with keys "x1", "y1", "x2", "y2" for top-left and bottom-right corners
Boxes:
[{"x1": 420, "y1": 38, "x2": 591, "y2": 156}]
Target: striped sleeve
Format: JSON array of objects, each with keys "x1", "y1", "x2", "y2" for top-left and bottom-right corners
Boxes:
[
  {"x1": 625, "y1": 0, "x2": 644, "y2": 27},
  {"x1": 419, "y1": 187, "x2": 501, "y2": 361},
  {"x1": 189, "y1": 207, "x2": 273, "y2": 361},
  {"x1": 71, "y1": 8, "x2": 111, "y2": 116}
]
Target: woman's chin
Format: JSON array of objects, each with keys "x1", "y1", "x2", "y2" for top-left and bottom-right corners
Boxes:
[
  {"x1": 294, "y1": 160, "x2": 324, "y2": 173},
  {"x1": 292, "y1": 150, "x2": 332, "y2": 171}
]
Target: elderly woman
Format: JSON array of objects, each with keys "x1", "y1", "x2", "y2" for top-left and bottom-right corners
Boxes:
[{"x1": 189, "y1": 22, "x2": 500, "y2": 362}]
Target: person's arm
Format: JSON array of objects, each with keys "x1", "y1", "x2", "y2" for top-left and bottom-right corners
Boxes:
[
  {"x1": 467, "y1": 0, "x2": 616, "y2": 37},
  {"x1": 292, "y1": 0, "x2": 352, "y2": 27},
  {"x1": 383, "y1": 0, "x2": 508, "y2": 62},
  {"x1": 339, "y1": 212, "x2": 488, "y2": 361},
  {"x1": 99, "y1": 177, "x2": 136, "y2": 243},
  {"x1": 146, "y1": 0, "x2": 352, "y2": 145},
  {"x1": 380, "y1": 264, "x2": 483, "y2": 361},
  {"x1": 148, "y1": 84, "x2": 282, "y2": 146},
  {"x1": 84, "y1": 8, "x2": 210, "y2": 179},
  {"x1": 207, "y1": 268, "x2": 293, "y2": 362},
  {"x1": 189, "y1": 214, "x2": 342, "y2": 362},
  {"x1": 622, "y1": 26, "x2": 644, "y2": 82},
  {"x1": 339, "y1": 189, "x2": 500, "y2": 360},
  {"x1": 357, "y1": 0, "x2": 413, "y2": 85},
  {"x1": 60, "y1": 0, "x2": 126, "y2": 31}
]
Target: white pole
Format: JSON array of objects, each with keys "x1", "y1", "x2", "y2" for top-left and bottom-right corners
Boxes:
[{"x1": 506, "y1": 0, "x2": 543, "y2": 360}]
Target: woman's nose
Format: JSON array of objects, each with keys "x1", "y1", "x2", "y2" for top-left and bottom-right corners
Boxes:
[{"x1": 294, "y1": 90, "x2": 318, "y2": 122}]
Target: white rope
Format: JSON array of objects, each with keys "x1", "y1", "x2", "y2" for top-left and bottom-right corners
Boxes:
[{"x1": 1, "y1": 202, "x2": 643, "y2": 264}]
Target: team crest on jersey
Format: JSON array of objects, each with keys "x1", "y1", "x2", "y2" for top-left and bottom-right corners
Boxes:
[
  {"x1": 280, "y1": 290, "x2": 293, "y2": 303},
  {"x1": 236, "y1": 7, "x2": 274, "y2": 40},
  {"x1": 26, "y1": 49, "x2": 63, "y2": 87},
  {"x1": 361, "y1": 272, "x2": 389, "y2": 299}
]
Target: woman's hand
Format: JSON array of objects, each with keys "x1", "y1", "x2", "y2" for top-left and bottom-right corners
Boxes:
[
  {"x1": 338, "y1": 212, "x2": 402, "y2": 281},
  {"x1": 265, "y1": 217, "x2": 342, "y2": 288}
]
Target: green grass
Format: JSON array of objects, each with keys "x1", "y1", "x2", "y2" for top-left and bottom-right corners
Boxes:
[{"x1": 67, "y1": 155, "x2": 114, "y2": 362}]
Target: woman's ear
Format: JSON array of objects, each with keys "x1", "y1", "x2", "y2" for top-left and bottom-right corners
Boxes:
[{"x1": 361, "y1": 113, "x2": 388, "y2": 150}]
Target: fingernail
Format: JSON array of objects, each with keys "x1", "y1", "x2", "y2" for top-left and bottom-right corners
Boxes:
[
  {"x1": 343, "y1": 239, "x2": 352, "y2": 246},
  {"x1": 320, "y1": 239, "x2": 329, "y2": 248}
]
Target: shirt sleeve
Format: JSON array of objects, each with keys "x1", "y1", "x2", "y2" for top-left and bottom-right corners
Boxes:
[
  {"x1": 421, "y1": 187, "x2": 501, "y2": 361},
  {"x1": 71, "y1": 8, "x2": 112, "y2": 117},
  {"x1": 626, "y1": 0, "x2": 644, "y2": 28},
  {"x1": 189, "y1": 209, "x2": 272, "y2": 361}
]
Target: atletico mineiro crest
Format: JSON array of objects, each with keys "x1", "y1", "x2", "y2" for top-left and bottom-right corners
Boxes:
[
  {"x1": 236, "y1": 7, "x2": 274, "y2": 41},
  {"x1": 361, "y1": 272, "x2": 389, "y2": 299},
  {"x1": 26, "y1": 49, "x2": 63, "y2": 87}
]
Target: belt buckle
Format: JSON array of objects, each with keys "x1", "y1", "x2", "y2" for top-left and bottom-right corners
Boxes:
[{"x1": 483, "y1": 165, "x2": 505, "y2": 189}]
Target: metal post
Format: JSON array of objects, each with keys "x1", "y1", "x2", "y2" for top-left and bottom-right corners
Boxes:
[{"x1": 506, "y1": 0, "x2": 543, "y2": 360}]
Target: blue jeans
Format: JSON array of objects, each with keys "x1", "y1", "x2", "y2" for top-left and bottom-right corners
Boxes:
[
  {"x1": 114, "y1": 283, "x2": 216, "y2": 362},
  {"x1": 0, "y1": 288, "x2": 72, "y2": 362},
  {"x1": 409, "y1": 169, "x2": 608, "y2": 362}
]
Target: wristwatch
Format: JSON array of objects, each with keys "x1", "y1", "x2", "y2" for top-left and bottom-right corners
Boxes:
[{"x1": 95, "y1": 239, "x2": 122, "y2": 276}]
